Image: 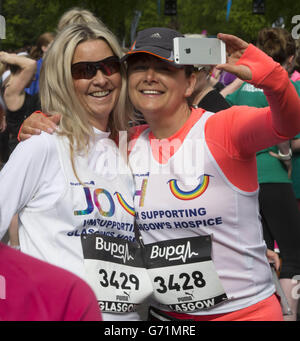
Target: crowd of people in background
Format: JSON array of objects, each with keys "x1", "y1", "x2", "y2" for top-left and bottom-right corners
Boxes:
[{"x1": 0, "y1": 6, "x2": 300, "y2": 322}]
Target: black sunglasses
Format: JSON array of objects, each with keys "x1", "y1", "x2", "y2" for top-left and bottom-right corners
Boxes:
[{"x1": 71, "y1": 56, "x2": 120, "y2": 80}]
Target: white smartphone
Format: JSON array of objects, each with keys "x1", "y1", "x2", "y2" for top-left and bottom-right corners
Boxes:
[{"x1": 173, "y1": 37, "x2": 226, "y2": 65}]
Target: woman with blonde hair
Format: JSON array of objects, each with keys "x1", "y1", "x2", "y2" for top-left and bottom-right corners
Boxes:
[
  {"x1": 56, "y1": 7, "x2": 106, "y2": 32},
  {"x1": 0, "y1": 23, "x2": 151, "y2": 321}
]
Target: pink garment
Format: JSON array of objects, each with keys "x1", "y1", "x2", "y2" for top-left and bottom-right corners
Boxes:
[
  {"x1": 291, "y1": 70, "x2": 300, "y2": 82},
  {"x1": 0, "y1": 243, "x2": 102, "y2": 321},
  {"x1": 161, "y1": 294, "x2": 283, "y2": 321}
]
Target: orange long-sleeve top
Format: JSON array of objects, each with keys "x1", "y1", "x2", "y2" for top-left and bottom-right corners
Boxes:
[{"x1": 130, "y1": 44, "x2": 300, "y2": 192}]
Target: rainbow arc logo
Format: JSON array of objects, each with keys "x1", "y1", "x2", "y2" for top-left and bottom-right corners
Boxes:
[{"x1": 168, "y1": 174, "x2": 211, "y2": 200}]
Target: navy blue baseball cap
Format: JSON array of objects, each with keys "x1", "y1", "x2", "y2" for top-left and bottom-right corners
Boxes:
[{"x1": 121, "y1": 27, "x2": 184, "y2": 67}]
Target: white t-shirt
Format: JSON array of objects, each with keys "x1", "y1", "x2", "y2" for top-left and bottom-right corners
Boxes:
[{"x1": 0, "y1": 129, "x2": 141, "y2": 321}]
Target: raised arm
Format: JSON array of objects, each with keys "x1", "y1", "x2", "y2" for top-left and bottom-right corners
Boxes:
[
  {"x1": 0, "y1": 52, "x2": 37, "y2": 111},
  {"x1": 212, "y1": 35, "x2": 300, "y2": 157}
]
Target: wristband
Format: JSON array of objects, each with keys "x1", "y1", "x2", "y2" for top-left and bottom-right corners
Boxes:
[
  {"x1": 34, "y1": 110, "x2": 48, "y2": 117},
  {"x1": 278, "y1": 148, "x2": 292, "y2": 161},
  {"x1": 17, "y1": 123, "x2": 24, "y2": 142}
]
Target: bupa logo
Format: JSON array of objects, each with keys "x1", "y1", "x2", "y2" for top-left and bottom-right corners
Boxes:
[
  {"x1": 150, "y1": 241, "x2": 199, "y2": 263},
  {"x1": 95, "y1": 236, "x2": 134, "y2": 263}
]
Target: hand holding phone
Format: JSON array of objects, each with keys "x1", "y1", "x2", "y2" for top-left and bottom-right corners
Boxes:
[
  {"x1": 215, "y1": 33, "x2": 251, "y2": 80},
  {"x1": 173, "y1": 34, "x2": 252, "y2": 81}
]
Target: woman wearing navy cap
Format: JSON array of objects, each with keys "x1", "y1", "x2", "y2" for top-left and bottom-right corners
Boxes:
[
  {"x1": 18, "y1": 27, "x2": 300, "y2": 321},
  {"x1": 123, "y1": 27, "x2": 300, "y2": 321}
]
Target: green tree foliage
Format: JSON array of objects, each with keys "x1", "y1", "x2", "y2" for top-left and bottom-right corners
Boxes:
[
  {"x1": 2, "y1": 0, "x2": 60, "y2": 50},
  {"x1": 1, "y1": 0, "x2": 300, "y2": 51}
]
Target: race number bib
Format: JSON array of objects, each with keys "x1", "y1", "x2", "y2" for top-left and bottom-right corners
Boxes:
[
  {"x1": 144, "y1": 235, "x2": 227, "y2": 313},
  {"x1": 81, "y1": 234, "x2": 153, "y2": 314}
]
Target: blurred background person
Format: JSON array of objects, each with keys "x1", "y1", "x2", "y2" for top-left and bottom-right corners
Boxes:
[
  {"x1": 0, "y1": 51, "x2": 39, "y2": 155},
  {"x1": 225, "y1": 27, "x2": 300, "y2": 321},
  {"x1": 25, "y1": 32, "x2": 55, "y2": 96},
  {"x1": 56, "y1": 7, "x2": 106, "y2": 32}
]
